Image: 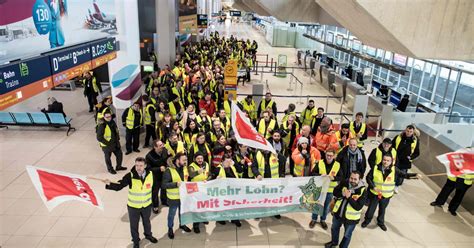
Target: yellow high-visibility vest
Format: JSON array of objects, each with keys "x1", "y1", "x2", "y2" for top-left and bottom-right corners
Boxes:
[
  {"x1": 127, "y1": 172, "x2": 153, "y2": 208},
  {"x1": 375, "y1": 148, "x2": 397, "y2": 166},
  {"x1": 144, "y1": 104, "x2": 156, "y2": 125},
  {"x1": 258, "y1": 119, "x2": 276, "y2": 139},
  {"x1": 332, "y1": 187, "x2": 365, "y2": 220},
  {"x1": 318, "y1": 160, "x2": 341, "y2": 193},
  {"x1": 216, "y1": 164, "x2": 239, "y2": 178},
  {"x1": 164, "y1": 141, "x2": 185, "y2": 157},
  {"x1": 99, "y1": 124, "x2": 111, "y2": 147},
  {"x1": 349, "y1": 121, "x2": 366, "y2": 147},
  {"x1": 125, "y1": 108, "x2": 142, "y2": 130},
  {"x1": 394, "y1": 135, "x2": 417, "y2": 158},
  {"x1": 370, "y1": 166, "x2": 396, "y2": 198},
  {"x1": 189, "y1": 162, "x2": 209, "y2": 182},
  {"x1": 166, "y1": 167, "x2": 189, "y2": 200},
  {"x1": 256, "y1": 151, "x2": 279, "y2": 178},
  {"x1": 448, "y1": 174, "x2": 473, "y2": 186}
]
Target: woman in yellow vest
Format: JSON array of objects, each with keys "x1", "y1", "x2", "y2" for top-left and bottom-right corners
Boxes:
[
  {"x1": 187, "y1": 152, "x2": 211, "y2": 233},
  {"x1": 103, "y1": 157, "x2": 158, "y2": 247},
  {"x1": 310, "y1": 149, "x2": 342, "y2": 230},
  {"x1": 162, "y1": 153, "x2": 191, "y2": 239},
  {"x1": 326, "y1": 171, "x2": 367, "y2": 248},
  {"x1": 156, "y1": 112, "x2": 173, "y2": 142},
  {"x1": 189, "y1": 132, "x2": 212, "y2": 165},
  {"x1": 361, "y1": 154, "x2": 421, "y2": 231},
  {"x1": 182, "y1": 120, "x2": 200, "y2": 149},
  {"x1": 291, "y1": 137, "x2": 321, "y2": 177}
]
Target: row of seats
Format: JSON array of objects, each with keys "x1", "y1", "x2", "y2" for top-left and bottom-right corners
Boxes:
[{"x1": 0, "y1": 112, "x2": 75, "y2": 136}]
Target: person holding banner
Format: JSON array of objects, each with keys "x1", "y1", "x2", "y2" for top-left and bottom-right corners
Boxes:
[
  {"x1": 361, "y1": 154, "x2": 421, "y2": 231},
  {"x1": 430, "y1": 174, "x2": 472, "y2": 216},
  {"x1": 234, "y1": 144, "x2": 255, "y2": 178},
  {"x1": 162, "y1": 153, "x2": 192, "y2": 239},
  {"x1": 310, "y1": 149, "x2": 342, "y2": 230},
  {"x1": 103, "y1": 157, "x2": 158, "y2": 248},
  {"x1": 325, "y1": 171, "x2": 367, "y2": 248},
  {"x1": 188, "y1": 152, "x2": 211, "y2": 233}
]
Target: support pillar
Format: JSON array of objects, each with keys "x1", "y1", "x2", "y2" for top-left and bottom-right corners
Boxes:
[{"x1": 156, "y1": 0, "x2": 176, "y2": 67}]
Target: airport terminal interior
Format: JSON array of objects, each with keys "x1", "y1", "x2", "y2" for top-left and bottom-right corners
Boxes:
[{"x1": 0, "y1": 0, "x2": 473, "y2": 247}]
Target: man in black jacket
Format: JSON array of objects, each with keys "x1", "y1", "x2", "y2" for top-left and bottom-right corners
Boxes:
[
  {"x1": 122, "y1": 102, "x2": 143, "y2": 155},
  {"x1": 96, "y1": 111, "x2": 126, "y2": 174},
  {"x1": 392, "y1": 125, "x2": 420, "y2": 192},
  {"x1": 103, "y1": 157, "x2": 158, "y2": 248},
  {"x1": 325, "y1": 171, "x2": 367, "y2": 248},
  {"x1": 361, "y1": 154, "x2": 421, "y2": 231},
  {"x1": 268, "y1": 131, "x2": 287, "y2": 177},
  {"x1": 368, "y1": 138, "x2": 397, "y2": 169},
  {"x1": 145, "y1": 140, "x2": 169, "y2": 213},
  {"x1": 336, "y1": 138, "x2": 367, "y2": 180},
  {"x1": 41, "y1": 97, "x2": 66, "y2": 117}
]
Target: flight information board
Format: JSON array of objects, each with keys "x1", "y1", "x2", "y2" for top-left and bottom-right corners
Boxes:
[{"x1": 90, "y1": 38, "x2": 117, "y2": 69}]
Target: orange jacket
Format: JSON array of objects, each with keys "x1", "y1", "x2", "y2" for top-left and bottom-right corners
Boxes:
[
  {"x1": 291, "y1": 147, "x2": 321, "y2": 177},
  {"x1": 313, "y1": 129, "x2": 338, "y2": 152}
]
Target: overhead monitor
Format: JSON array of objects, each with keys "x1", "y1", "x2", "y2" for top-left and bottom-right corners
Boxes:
[
  {"x1": 143, "y1": 65, "x2": 154, "y2": 72},
  {"x1": 316, "y1": 29, "x2": 323, "y2": 40},
  {"x1": 366, "y1": 46, "x2": 377, "y2": 57},
  {"x1": 335, "y1": 35, "x2": 343, "y2": 46},
  {"x1": 352, "y1": 39, "x2": 361, "y2": 51},
  {"x1": 326, "y1": 32, "x2": 334, "y2": 44},
  {"x1": 230, "y1": 10, "x2": 241, "y2": 16},
  {"x1": 393, "y1": 53, "x2": 408, "y2": 67}
]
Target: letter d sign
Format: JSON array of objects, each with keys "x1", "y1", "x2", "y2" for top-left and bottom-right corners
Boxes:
[
  {"x1": 53, "y1": 58, "x2": 58, "y2": 71},
  {"x1": 73, "y1": 52, "x2": 77, "y2": 64}
]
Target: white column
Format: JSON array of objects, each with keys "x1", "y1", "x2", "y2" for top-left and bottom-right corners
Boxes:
[{"x1": 156, "y1": 0, "x2": 176, "y2": 67}]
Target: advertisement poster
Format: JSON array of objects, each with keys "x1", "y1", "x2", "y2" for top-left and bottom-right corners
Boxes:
[
  {"x1": 179, "y1": 177, "x2": 330, "y2": 225},
  {"x1": 0, "y1": 0, "x2": 117, "y2": 64},
  {"x1": 178, "y1": 0, "x2": 197, "y2": 34}
]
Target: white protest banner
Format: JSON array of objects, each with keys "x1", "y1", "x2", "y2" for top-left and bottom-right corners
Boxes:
[{"x1": 179, "y1": 176, "x2": 330, "y2": 225}]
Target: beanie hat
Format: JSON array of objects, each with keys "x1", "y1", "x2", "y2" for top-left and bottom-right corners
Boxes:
[{"x1": 298, "y1": 137, "x2": 309, "y2": 145}]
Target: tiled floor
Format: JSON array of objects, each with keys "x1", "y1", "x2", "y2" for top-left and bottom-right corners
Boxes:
[{"x1": 1, "y1": 20, "x2": 473, "y2": 248}]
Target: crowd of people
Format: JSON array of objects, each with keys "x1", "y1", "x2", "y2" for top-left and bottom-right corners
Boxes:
[{"x1": 94, "y1": 31, "x2": 428, "y2": 248}]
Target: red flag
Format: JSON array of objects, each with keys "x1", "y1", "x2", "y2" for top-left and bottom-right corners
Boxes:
[
  {"x1": 26, "y1": 166, "x2": 103, "y2": 211},
  {"x1": 436, "y1": 148, "x2": 474, "y2": 177},
  {"x1": 231, "y1": 102, "x2": 276, "y2": 153}
]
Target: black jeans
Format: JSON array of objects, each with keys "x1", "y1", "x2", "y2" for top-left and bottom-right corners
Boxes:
[
  {"x1": 126, "y1": 128, "x2": 140, "y2": 152},
  {"x1": 435, "y1": 178, "x2": 471, "y2": 212},
  {"x1": 86, "y1": 93, "x2": 97, "y2": 111},
  {"x1": 364, "y1": 193, "x2": 391, "y2": 225},
  {"x1": 144, "y1": 125, "x2": 156, "y2": 147},
  {"x1": 128, "y1": 205, "x2": 153, "y2": 243},
  {"x1": 395, "y1": 168, "x2": 408, "y2": 186},
  {"x1": 151, "y1": 177, "x2": 167, "y2": 208},
  {"x1": 102, "y1": 145, "x2": 123, "y2": 170}
]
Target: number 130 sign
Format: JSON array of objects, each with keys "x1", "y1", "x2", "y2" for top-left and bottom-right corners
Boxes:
[{"x1": 32, "y1": 0, "x2": 52, "y2": 35}]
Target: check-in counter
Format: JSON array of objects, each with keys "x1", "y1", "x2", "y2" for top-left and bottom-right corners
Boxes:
[
  {"x1": 333, "y1": 73, "x2": 348, "y2": 99},
  {"x1": 345, "y1": 82, "x2": 365, "y2": 110},
  {"x1": 320, "y1": 66, "x2": 331, "y2": 89}
]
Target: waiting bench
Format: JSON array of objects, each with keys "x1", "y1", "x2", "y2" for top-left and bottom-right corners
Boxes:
[{"x1": 0, "y1": 112, "x2": 76, "y2": 136}]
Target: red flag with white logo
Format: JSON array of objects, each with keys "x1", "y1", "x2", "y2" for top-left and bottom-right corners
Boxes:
[
  {"x1": 436, "y1": 148, "x2": 474, "y2": 177},
  {"x1": 231, "y1": 102, "x2": 276, "y2": 154},
  {"x1": 26, "y1": 166, "x2": 104, "y2": 211}
]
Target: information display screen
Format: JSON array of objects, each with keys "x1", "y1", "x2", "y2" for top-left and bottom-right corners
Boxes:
[
  {"x1": 393, "y1": 53, "x2": 408, "y2": 67},
  {"x1": 335, "y1": 35, "x2": 343, "y2": 46},
  {"x1": 366, "y1": 46, "x2": 377, "y2": 57},
  {"x1": 352, "y1": 40, "x2": 361, "y2": 51},
  {"x1": 326, "y1": 32, "x2": 334, "y2": 44}
]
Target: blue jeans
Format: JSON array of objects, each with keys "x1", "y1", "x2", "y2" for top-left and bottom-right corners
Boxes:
[
  {"x1": 330, "y1": 216, "x2": 356, "y2": 248},
  {"x1": 167, "y1": 205, "x2": 181, "y2": 229},
  {"x1": 312, "y1": 193, "x2": 333, "y2": 221}
]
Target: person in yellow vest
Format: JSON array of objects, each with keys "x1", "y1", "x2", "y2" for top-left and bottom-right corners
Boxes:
[
  {"x1": 196, "y1": 109, "x2": 212, "y2": 133},
  {"x1": 234, "y1": 143, "x2": 255, "y2": 179},
  {"x1": 368, "y1": 138, "x2": 397, "y2": 169},
  {"x1": 103, "y1": 157, "x2": 158, "y2": 248},
  {"x1": 188, "y1": 132, "x2": 212, "y2": 165},
  {"x1": 335, "y1": 123, "x2": 353, "y2": 153},
  {"x1": 361, "y1": 154, "x2": 421, "y2": 231},
  {"x1": 325, "y1": 171, "x2": 367, "y2": 248},
  {"x1": 96, "y1": 96, "x2": 114, "y2": 122},
  {"x1": 392, "y1": 125, "x2": 420, "y2": 192},
  {"x1": 257, "y1": 92, "x2": 277, "y2": 118},
  {"x1": 310, "y1": 149, "x2": 342, "y2": 230},
  {"x1": 182, "y1": 120, "x2": 200, "y2": 148},
  {"x1": 300, "y1": 100, "x2": 317, "y2": 126},
  {"x1": 142, "y1": 96, "x2": 157, "y2": 148},
  {"x1": 82, "y1": 71, "x2": 102, "y2": 112},
  {"x1": 217, "y1": 109, "x2": 231, "y2": 134},
  {"x1": 206, "y1": 119, "x2": 226, "y2": 147},
  {"x1": 168, "y1": 94, "x2": 185, "y2": 120},
  {"x1": 188, "y1": 152, "x2": 211, "y2": 233},
  {"x1": 349, "y1": 112, "x2": 367, "y2": 148},
  {"x1": 211, "y1": 155, "x2": 243, "y2": 227},
  {"x1": 122, "y1": 102, "x2": 143, "y2": 155},
  {"x1": 162, "y1": 153, "x2": 192, "y2": 239},
  {"x1": 164, "y1": 132, "x2": 186, "y2": 157},
  {"x1": 96, "y1": 111, "x2": 126, "y2": 174},
  {"x1": 431, "y1": 172, "x2": 473, "y2": 216},
  {"x1": 238, "y1": 95, "x2": 257, "y2": 124},
  {"x1": 257, "y1": 110, "x2": 278, "y2": 139},
  {"x1": 282, "y1": 103, "x2": 297, "y2": 124}
]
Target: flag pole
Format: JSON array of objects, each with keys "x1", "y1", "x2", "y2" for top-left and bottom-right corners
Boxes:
[
  {"x1": 424, "y1": 173, "x2": 447, "y2": 177},
  {"x1": 87, "y1": 176, "x2": 118, "y2": 184}
]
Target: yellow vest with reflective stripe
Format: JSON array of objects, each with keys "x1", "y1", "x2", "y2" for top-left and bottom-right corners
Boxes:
[
  {"x1": 260, "y1": 100, "x2": 275, "y2": 113},
  {"x1": 99, "y1": 124, "x2": 112, "y2": 147},
  {"x1": 144, "y1": 104, "x2": 156, "y2": 125},
  {"x1": 166, "y1": 167, "x2": 188, "y2": 200},
  {"x1": 448, "y1": 174, "x2": 473, "y2": 185},
  {"x1": 282, "y1": 121, "x2": 300, "y2": 148},
  {"x1": 192, "y1": 143, "x2": 212, "y2": 164},
  {"x1": 256, "y1": 152, "x2": 279, "y2": 178},
  {"x1": 168, "y1": 101, "x2": 184, "y2": 118},
  {"x1": 375, "y1": 148, "x2": 397, "y2": 165},
  {"x1": 301, "y1": 107, "x2": 316, "y2": 126},
  {"x1": 126, "y1": 108, "x2": 142, "y2": 130},
  {"x1": 165, "y1": 141, "x2": 185, "y2": 157},
  {"x1": 258, "y1": 119, "x2": 276, "y2": 139},
  {"x1": 318, "y1": 160, "x2": 341, "y2": 193},
  {"x1": 332, "y1": 187, "x2": 365, "y2": 220},
  {"x1": 96, "y1": 106, "x2": 110, "y2": 123},
  {"x1": 183, "y1": 132, "x2": 198, "y2": 148},
  {"x1": 370, "y1": 166, "x2": 396, "y2": 198},
  {"x1": 349, "y1": 122, "x2": 366, "y2": 147},
  {"x1": 127, "y1": 172, "x2": 153, "y2": 208},
  {"x1": 189, "y1": 162, "x2": 209, "y2": 182},
  {"x1": 240, "y1": 100, "x2": 257, "y2": 120},
  {"x1": 394, "y1": 135, "x2": 417, "y2": 158},
  {"x1": 217, "y1": 164, "x2": 239, "y2": 179},
  {"x1": 223, "y1": 101, "x2": 231, "y2": 119}
]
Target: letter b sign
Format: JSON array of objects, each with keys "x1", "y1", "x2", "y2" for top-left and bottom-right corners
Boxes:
[{"x1": 73, "y1": 52, "x2": 77, "y2": 64}]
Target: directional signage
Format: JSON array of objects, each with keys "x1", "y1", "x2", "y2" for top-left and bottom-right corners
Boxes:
[
  {"x1": 90, "y1": 37, "x2": 117, "y2": 69},
  {"x1": 197, "y1": 14, "x2": 208, "y2": 28},
  {"x1": 0, "y1": 56, "x2": 53, "y2": 110},
  {"x1": 49, "y1": 44, "x2": 92, "y2": 86}
]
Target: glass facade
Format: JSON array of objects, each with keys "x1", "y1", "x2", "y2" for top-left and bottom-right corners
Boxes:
[{"x1": 302, "y1": 24, "x2": 474, "y2": 123}]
